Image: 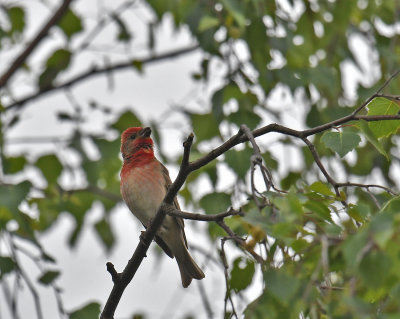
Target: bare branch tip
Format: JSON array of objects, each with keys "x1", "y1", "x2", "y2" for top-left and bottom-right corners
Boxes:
[
  {"x1": 106, "y1": 262, "x2": 120, "y2": 283},
  {"x1": 183, "y1": 132, "x2": 194, "y2": 147}
]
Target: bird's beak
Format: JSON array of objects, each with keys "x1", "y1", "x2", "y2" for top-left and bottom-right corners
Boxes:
[{"x1": 138, "y1": 127, "x2": 151, "y2": 138}]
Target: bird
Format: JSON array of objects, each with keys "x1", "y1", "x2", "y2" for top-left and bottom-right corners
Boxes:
[{"x1": 120, "y1": 126, "x2": 205, "y2": 287}]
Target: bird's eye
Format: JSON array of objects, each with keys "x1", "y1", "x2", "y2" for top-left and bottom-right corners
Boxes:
[{"x1": 130, "y1": 133, "x2": 136, "y2": 140}]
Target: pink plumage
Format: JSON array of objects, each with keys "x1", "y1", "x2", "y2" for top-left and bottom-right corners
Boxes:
[{"x1": 120, "y1": 127, "x2": 205, "y2": 287}]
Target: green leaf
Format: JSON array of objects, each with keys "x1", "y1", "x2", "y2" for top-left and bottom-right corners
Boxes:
[
  {"x1": 225, "y1": 147, "x2": 252, "y2": 180},
  {"x1": 370, "y1": 203, "x2": 395, "y2": 249},
  {"x1": 211, "y1": 87, "x2": 225, "y2": 122},
  {"x1": 110, "y1": 110, "x2": 141, "y2": 133},
  {"x1": 291, "y1": 238, "x2": 310, "y2": 253},
  {"x1": 321, "y1": 131, "x2": 361, "y2": 157},
  {"x1": 2, "y1": 155, "x2": 26, "y2": 174},
  {"x1": 38, "y1": 270, "x2": 60, "y2": 285},
  {"x1": 228, "y1": 109, "x2": 262, "y2": 130},
  {"x1": 261, "y1": 151, "x2": 278, "y2": 171},
  {"x1": 190, "y1": 112, "x2": 219, "y2": 142},
  {"x1": 272, "y1": 189, "x2": 304, "y2": 219},
  {"x1": 57, "y1": 112, "x2": 74, "y2": 121},
  {"x1": 342, "y1": 229, "x2": 368, "y2": 270},
  {"x1": 199, "y1": 192, "x2": 231, "y2": 214},
  {"x1": 38, "y1": 49, "x2": 72, "y2": 89},
  {"x1": 264, "y1": 268, "x2": 300, "y2": 303},
  {"x1": 281, "y1": 171, "x2": 301, "y2": 190},
  {"x1": 57, "y1": 9, "x2": 83, "y2": 39},
  {"x1": 69, "y1": 302, "x2": 101, "y2": 319},
  {"x1": 307, "y1": 181, "x2": 334, "y2": 196},
  {"x1": 35, "y1": 154, "x2": 63, "y2": 185},
  {"x1": 380, "y1": 196, "x2": 400, "y2": 215},
  {"x1": 347, "y1": 203, "x2": 370, "y2": 223},
  {"x1": 221, "y1": 0, "x2": 246, "y2": 28},
  {"x1": 94, "y1": 219, "x2": 115, "y2": 250},
  {"x1": 0, "y1": 256, "x2": 15, "y2": 278},
  {"x1": 131, "y1": 60, "x2": 143, "y2": 74},
  {"x1": 0, "y1": 181, "x2": 31, "y2": 220},
  {"x1": 246, "y1": 19, "x2": 269, "y2": 73},
  {"x1": 359, "y1": 250, "x2": 392, "y2": 289},
  {"x1": 304, "y1": 200, "x2": 332, "y2": 222},
  {"x1": 368, "y1": 97, "x2": 400, "y2": 138},
  {"x1": 44, "y1": 48, "x2": 71, "y2": 70},
  {"x1": 95, "y1": 138, "x2": 121, "y2": 160},
  {"x1": 198, "y1": 16, "x2": 220, "y2": 32},
  {"x1": 230, "y1": 257, "x2": 255, "y2": 292},
  {"x1": 6, "y1": 6, "x2": 25, "y2": 34},
  {"x1": 358, "y1": 120, "x2": 389, "y2": 160}
]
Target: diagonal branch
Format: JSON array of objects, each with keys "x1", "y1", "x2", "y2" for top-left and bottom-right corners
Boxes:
[
  {"x1": 100, "y1": 72, "x2": 400, "y2": 318},
  {"x1": 100, "y1": 133, "x2": 195, "y2": 319},
  {"x1": 5, "y1": 45, "x2": 199, "y2": 111},
  {"x1": 0, "y1": 0, "x2": 74, "y2": 88},
  {"x1": 217, "y1": 220, "x2": 264, "y2": 263}
]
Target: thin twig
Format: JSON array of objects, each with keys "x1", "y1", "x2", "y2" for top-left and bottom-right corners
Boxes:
[
  {"x1": 7, "y1": 233, "x2": 43, "y2": 319},
  {"x1": 77, "y1": 0, "x2": 138, "y2": 51},
  {"x1": 164, "y1": 204, "x2": 243, "y2": 221},
  {"x1": 301, "y1": 137, "x2": 340, "y2": 196},
  {"x1": 352, "y1": 70, "x2": 400, "y2": 115},
  {"x1": 11, "y1": 243, "x2": 66, "y2": 318},
  {"x1": 58, "y1": 185, "x2": 121, "y2": 202},
  {"x1": 1, "y1": 280, "x2": 20, "y2": 319},
  {"x1": 220, "y1": 238, "x2": 239, "y2": 319},
  {"x1": 335, "y1": 182, "x2": 398, "y2": 196},
  {"x1": 197, "y1": 280, "x2": 214, "y2": 319},
  {"x1": 240, "y1": 124, "x2": 273, "y2": 208},
  {"x1": 319, "y1": 285, "x2": 345, "y2": 291},
  {"x1": 217, "y1": 221, "x2": 264, "y2": 263}
]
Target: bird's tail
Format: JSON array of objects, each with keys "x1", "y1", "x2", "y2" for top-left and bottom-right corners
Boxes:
[{"x1": 175, "y1": 246, "x2": 205, "y2": 288}]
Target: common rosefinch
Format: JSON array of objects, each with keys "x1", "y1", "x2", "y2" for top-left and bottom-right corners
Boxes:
[{"x1": 120, "y1": 126, "x2": 205, "y2": 287}]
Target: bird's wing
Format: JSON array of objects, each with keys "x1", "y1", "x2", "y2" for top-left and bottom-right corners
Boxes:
[
  {"x1": 154, "y1": 235, "x2": 174, "y2": 258},
  {"x1": 140, "y1": 220, "x2": 173, "y2": 258},
  {"x1": 161, "y1": 162, "x2": 188, "y2": 248}
]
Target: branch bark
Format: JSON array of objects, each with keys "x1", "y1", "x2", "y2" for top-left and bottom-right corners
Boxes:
[{"x1": 164, "y1": 204, "x2": 243, "y2": 221}]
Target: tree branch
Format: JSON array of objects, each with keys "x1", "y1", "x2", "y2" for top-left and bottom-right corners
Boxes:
[
  {"x1": 336, "y1": 182, "x2": 398, "y2": 196},
  {"x1": 101, "y1": 72, "x2": 400, "y2": 318},
  {"x1": 240, "y1": 124, "x2": 273, "y2": 208},
  {"x1": 197, "y1": 280, "x2": 214, "y2": 319},
  {"x1": 164, "y1": 204, "x2": 243, "y2": 221},
  {"x1": 219, "y1": 238, "x2": 239, "y2": 319},
  {"x1": 5, "y1": 45, "x2": 199, "y2": 111},
  {"x1": 0, "y1": 0, "x2": 75, "y2": 88}
]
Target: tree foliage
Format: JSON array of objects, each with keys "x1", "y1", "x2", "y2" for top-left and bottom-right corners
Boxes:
[{"x1": 0, "y1": 0, "x2": 400, "y2": 318}]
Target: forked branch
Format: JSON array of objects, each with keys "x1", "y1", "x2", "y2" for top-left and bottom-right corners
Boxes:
[{"x1": 100, "y1": 71, "x2": 400, "y2": 318}]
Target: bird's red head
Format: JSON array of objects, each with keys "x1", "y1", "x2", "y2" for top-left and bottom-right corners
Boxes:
[{"x1": 121, "y1": 127, "x2": 154, "y2": 163}]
